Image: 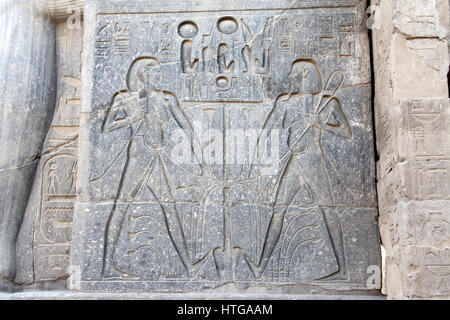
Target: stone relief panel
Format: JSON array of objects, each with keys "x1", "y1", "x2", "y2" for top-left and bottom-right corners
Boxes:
[
  {"x1": 398, "y1": 99, "x2": 450, "y2": 161},
  {"x1": 71, "y1": 0, "x2": 380, "y2": 292}
]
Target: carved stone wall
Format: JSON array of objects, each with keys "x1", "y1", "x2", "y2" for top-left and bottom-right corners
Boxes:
[
  {"x1": 372, "y1": 0, "x2": 450, "y2": 299},
  {"x1": 0, "y1": 0, "x2": 448, "y2": 300},
  {"x1": 68, "y1": 0, "x2": 381, "y2": 294}
]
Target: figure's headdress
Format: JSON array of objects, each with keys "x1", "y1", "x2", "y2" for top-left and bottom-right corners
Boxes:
[
  {"x1": 288, "y1": 60, "x2": 323, "y2": 95},
  {"x1": 126, "y1": 57, "x2": 160, "y2": 92}
]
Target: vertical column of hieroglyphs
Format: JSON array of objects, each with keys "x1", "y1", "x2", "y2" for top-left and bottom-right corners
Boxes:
[
  {"x1": 372, "y1": 0, "x2": 450, "y2": 298},
  {"x1": 15, "y1": 21, "x2": 82, "y2": 287}
]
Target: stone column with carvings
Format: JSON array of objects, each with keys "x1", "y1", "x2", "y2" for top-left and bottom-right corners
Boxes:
[
  {"x1": 372, "y1": 0, "x2": 450, "y2": 299},
  {"x1": 15, "y1": 21, "x2": 83, "y2": 290},
  {"x1": 0, "y1": 0, "x2": 56, "y2": 291}
]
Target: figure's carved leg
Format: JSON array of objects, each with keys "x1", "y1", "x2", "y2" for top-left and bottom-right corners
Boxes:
[
  {"x1": 246, "y1": 157, "x2": 298, "y2": 279},
  {"x1": 297, "y1": 147, "x2": 348, "y2": 280},
  {"x1": 102, "y1": 145, "x2": 154, "y2": 279},
  {"x1": 320, "y1": 208, "x2": 348, "y2": 281},
  {"x1": 153, "y1": 153, "x2": 210, "y2": 278},
  {"x1": 250, "y1": 206, "x2": 288, "y2": 279},
  {"x1": 160, "y1": 202, "x2": 196, "y2": 277},
  {"x1": 102, "y1": 203, "x2": 137, "y2": 278}
]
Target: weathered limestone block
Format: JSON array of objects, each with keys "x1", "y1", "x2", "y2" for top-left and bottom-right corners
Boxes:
[
  {"x1": 372, "y1": 0, "x2": 450, "y2": 299},
  {"x1": 379, "y1": 201, "x2": 450, "y2": 250},
  {"x1": 396, "y1": 100, "x2": 450, "y2": 162},
  {"x1": 70, "y1": 0, "x2": 380, "y2": 294},
  {"x1": 368, "y1": 0, "x2": 450, "y2": 102},
  {"x1": 392, "y1": 0, "x2": 448, "y2": 39},
  {"x1": 376, "y1": 99, "x2": 450, "y2": 180},
  {"x1": 15, "y1": 22, "x2": 83, "y2": 288},
  {"x1": 371, "y1": 0, "x2": 395, "y2": 177},
  {"x1": 0, "y1": 0, "x2": 56, "y2": 291},
  {"x1": 372, "y1": 1, "x2": 448, "y2": 174},
  {"x1": 380, "y1": 201, "x2": 450, "y2": 298},
  {"x1": 378, "y1": 160, "x2": 450, "y2": 210},
  {"x1": 391, "y1": 34, "x2": 449, "y2": 100},
  {"x1": 401, "y1": 245, "x2": 450, "y2": 298},
  {"x1": 390, "y1": 0, "x2": 449, "y2": 82},
  {"x1": 376, "y1": 0, "x2": 449, "y2": 101}
]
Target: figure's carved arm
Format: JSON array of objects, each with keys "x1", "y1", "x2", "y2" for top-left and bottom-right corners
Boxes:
[
  {"x1": 250, "y1": 96, "x2": 286, "y2": 175},
  {"x1": 102, "y1": 93, "x2": 144, "y2": 133},
  {"x1": 165, "y1": 92, "x2": 202, "y2": 166},
  {"x1": 165, "y1": 93, "x2": 195, "y2": 138},
  {"x1": 311, "y1": 97, "x2": 352, "y2": 138}
]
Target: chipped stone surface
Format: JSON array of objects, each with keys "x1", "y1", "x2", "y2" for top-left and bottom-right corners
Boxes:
[{"x1": 70, "y1": 0, "x2": 380, "y2": 293}]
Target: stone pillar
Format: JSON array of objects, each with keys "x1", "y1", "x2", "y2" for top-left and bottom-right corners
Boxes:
[
  {"x1": 372, "y1": 0, "x2": 450, "y2": 299},
  {"x1": 0, "y1": 0, "x2": 56, "y2": 291},
  {"x1": 46, "y1": 0, "x2": 84, "y2": 22},
  {"x1": 15, "y1": 21, "x2": 83, "y2": 290}
]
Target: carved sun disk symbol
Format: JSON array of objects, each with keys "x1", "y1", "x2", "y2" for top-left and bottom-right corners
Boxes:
[
  {"x1": 217, "y1": 17, "x2": 238, "y2": 34},
  {"x1": 178, "y1": 21, "x2": 198, "y2": 38}
]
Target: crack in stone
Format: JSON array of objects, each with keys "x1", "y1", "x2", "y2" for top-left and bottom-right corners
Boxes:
[{"x1": 0, "y1": 156, "x2": 40, "y2": 173}]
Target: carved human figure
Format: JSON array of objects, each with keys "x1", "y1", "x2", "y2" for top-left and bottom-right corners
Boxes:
[
  {"x1": 47, "y1": 163, "x2": 58, "y2": 194},
  {"x1": 101, "y1": 57, "x2": 200, "y2": 278},
  {"x1": 248, "y1": 60, "x2": 352, "y2": 278},
  {"x1": 66, "y1": 161, "x2": 77, "y2": 195}
]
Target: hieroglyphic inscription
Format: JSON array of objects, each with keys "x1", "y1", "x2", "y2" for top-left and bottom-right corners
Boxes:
[
  {"x1": 33, "y1": 22, "x2": 82, "y2": 281},
  {"x1": 402, "y1": 99, "x2": 450, "y2": 160}
]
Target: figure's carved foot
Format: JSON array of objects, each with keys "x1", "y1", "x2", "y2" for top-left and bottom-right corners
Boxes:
[
  {"x1": 318, "y1": 268, "x2": 348, "y2": 282},
  {"x1": 102, "y1": 264, "x2": 138, "y2": 279},
  {"x1": 243, "y1": 254, "x2": 264, "y2": 279},
  {"x1": 186, "y1": 253, "x2": 210, "y2": 278},
  {"x1": 249, "y1": 264, "x2": 264, "y2": 279}
]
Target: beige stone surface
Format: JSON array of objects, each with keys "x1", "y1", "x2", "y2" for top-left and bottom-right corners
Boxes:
[
  {"x1": 373, "y1": 0, "x2": 450, "y2": 299},
  {"x1": 392, "y1": 35, "x2": 448, "y2": 99},
  {"x1": 379, "y1": 200, "x2": 450, "y2": 298},
  {"x1": 376, "y1": 99, "x2": 450, "y2": 181}
]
